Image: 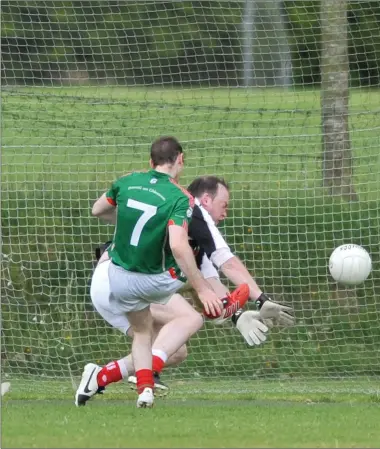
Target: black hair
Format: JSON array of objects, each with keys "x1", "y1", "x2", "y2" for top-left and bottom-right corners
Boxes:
[
  {"x1": 150, "y1": 136, "x2": 183, "y2": 167},
  {"x1": 187, "y1": 176, "x2": 229, "y2": 198}
]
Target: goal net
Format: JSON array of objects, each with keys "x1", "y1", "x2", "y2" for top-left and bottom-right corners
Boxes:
[{"x1": 2, "y1": 0, "x2": 379, "y2": 391}]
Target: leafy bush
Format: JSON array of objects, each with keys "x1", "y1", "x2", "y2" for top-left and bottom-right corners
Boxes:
[{"x1": 1, "y1": 0, "x2": 380, "y2": 86}]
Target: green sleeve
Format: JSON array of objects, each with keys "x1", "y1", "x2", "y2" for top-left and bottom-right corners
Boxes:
[
  {"x1": 105, "y1": 180, "x2": 118, "y2": 206},
  {"x1": 168, "y1": 196, "x2": 193, "y2": 229}
]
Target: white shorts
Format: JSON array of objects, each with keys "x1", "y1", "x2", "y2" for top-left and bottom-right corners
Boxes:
[
  {"x1": 91, "y1": 260, "x2": 131, "y2": 334},
  {"x1": 108, "y1": 261, "x2": 185, "y2": 313},
  {"x1": 90, "y1": 256, "x2": 219, "y2": 332}
]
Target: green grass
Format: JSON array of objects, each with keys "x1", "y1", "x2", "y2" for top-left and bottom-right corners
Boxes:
[
  {"x1": 4, "y1": 401, "x2": 380, "y2": 448},
  {"x1": 2, "y1": 380, "x2": 380, "y2": 448},
  {"x1": 6, "y1": 378, "x2": 380, "y2": 402},
  {"x1": 2, "y1": 86, "x2": 380, "y2": 196}
]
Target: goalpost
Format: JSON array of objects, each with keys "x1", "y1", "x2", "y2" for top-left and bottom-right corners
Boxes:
[{"x1": 1, "y1": 0, "x2": 380, "y2": 392}]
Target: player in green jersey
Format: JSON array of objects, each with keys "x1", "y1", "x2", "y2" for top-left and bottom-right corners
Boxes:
[{"x1": 75, "y1": 136, "x2": 223, "y2": 408}]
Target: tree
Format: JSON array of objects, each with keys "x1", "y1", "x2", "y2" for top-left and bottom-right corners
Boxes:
[{"x1": 321, "y1": 0, "x2": 357, "y2": 201}]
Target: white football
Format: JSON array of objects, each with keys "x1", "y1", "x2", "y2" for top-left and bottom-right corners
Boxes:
[{"x1": 329, "y1": 244, "x2": 372, "y2": 286}]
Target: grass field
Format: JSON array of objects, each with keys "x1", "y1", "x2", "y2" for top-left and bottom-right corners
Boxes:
[
  {"x1": 2, "y1": 86, "x2": 380, "y2": 447},
  {"x1": 3, "y1": 86, "x2": 380, "y2": 196},
  {"x1": 2, "y1": 379, "x2": 380, "y2": 448}
]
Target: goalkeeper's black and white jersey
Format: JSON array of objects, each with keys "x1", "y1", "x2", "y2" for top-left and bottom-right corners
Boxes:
[{"x1": 188, "y1": 201, "x2": 235, "y2": 278}]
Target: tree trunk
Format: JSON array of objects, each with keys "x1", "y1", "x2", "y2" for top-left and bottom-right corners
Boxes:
[{"x1": 321, "y1": 0, "x2": 357, "y2": 201}]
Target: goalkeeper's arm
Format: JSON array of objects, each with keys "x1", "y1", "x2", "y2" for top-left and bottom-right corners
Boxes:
[
  {"x1": 217, "y1": 254, "x2": 295, "y2": 327},
  {"x1": 219, "y1": 255, "x2": 263, "y2": 301},
  {"x1": 199, "y1": 253, "x2": 267, "y2": 344}
]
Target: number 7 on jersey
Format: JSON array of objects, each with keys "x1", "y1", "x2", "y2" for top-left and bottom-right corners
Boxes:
[{"x1": 127, "y1": 199, "x2": 157, "y2": 246}]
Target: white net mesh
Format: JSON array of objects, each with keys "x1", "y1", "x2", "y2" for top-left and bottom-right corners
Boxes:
[{"x1": 1, "y1": 1, "x2": 380, "y2": 389}]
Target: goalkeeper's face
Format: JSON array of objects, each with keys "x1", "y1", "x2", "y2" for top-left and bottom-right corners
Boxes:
[{"x1": 202, "y1": 184, "x2": 229, "y2": 225}]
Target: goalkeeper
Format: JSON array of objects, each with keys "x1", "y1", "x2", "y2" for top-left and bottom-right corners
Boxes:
[{"x1": 186, "y1": 175, "x2": 295, "y2": 330}]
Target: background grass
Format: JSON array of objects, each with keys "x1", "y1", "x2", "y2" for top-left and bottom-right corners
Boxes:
[{"x1": 1, "y1": 86, "x2": 380, "y2": 383}]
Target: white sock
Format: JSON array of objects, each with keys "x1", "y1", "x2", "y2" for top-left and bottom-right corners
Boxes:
[
  {"x1": 117, "y1": 358, "x2": 129, "y2": 378},
  {"x1": 152, "y1": 349, "x2": 168, "y2": 363}
]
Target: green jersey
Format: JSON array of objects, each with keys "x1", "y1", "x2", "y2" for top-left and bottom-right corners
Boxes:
[{"x1": 106, "y1": 170, "x2": 194, "y2": 275}]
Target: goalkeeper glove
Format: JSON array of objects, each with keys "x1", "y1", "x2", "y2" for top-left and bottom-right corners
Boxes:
[
  {"x1": 231, "y1": 309, "x2": 268, "y2": 346},
  {"x1": 255, "y1": 293, "x2": 295, "y2": 327}
]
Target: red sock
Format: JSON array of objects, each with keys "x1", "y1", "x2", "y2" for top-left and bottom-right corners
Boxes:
[
  {"x1": 152, "y1": 355, "x2": 165, "y2": 374},
  {"x1": 136, "y1": 369, "x2": 154, "y2": 394},
  {"x1": 97, "y1": 361, "x2": 123, "y2": 387}
]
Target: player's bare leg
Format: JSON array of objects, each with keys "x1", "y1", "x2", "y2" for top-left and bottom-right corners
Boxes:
[
  {"x1": 149, "y1": 294, "x2": 203, "y2": 379},
  {"x1": 127, "y1": 294, "x2": 199, "y2": 395},
  {"x1": 85, "y1": 300, "x2": 189, "y2": 400},
  {"x1": 85, "y1": 284, "x2": 248, "y2": 403},
  {"x1": 129, "y1": 285, "x2": 249, "y2": 390},
  {"x1": 126, "y1": 307, "x2": 155, "y2": 408}
]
